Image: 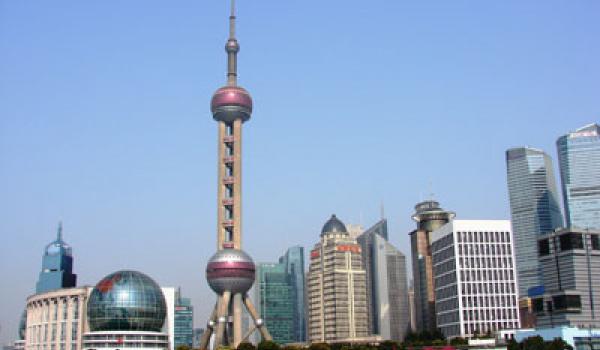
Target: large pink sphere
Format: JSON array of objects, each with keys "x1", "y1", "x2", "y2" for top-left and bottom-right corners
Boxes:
[
  {"x1": 210, "y1": 86, "x2": 252, "y2": 123},
  {"x1": 206, "y1": 248, "x2": 255, "y2": 294}
]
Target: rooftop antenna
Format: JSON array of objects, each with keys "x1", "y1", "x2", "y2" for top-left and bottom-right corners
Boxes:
[
  {"x1": 380, "y1": 201, "x2": 385, "y2": 220},
  {"x1": 57, "y1": 221, "x2": 63, "y2": 241},
  {"x1": 226, "y1": 0, "x2": 239, "y2": 86}
]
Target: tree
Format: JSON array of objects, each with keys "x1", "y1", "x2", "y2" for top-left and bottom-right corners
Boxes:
[
  {"x1": 309, "y1": 343, "x2": 331, "y2": 350},
  {"x1": 521, "y1": 336, "x2": 546, "y2": 350},
  {"x1": 546, "y1": 339, "x2": 573, "y2": 350},
  {"x1": 449, "y1": 337, "x2": 468, "y2": 346},
  {"x1": 238, "y1": 342, "x2": 257, "y2": 350},
  {"x1": 176, "y1": 345, "x2": 191, "y2": 350},
  {"x1": 258, "y1": 341, "x2": 280, "y2": 350},
  {"x1": 378, "y1": 341, "x2": 398, "y2": 350}
]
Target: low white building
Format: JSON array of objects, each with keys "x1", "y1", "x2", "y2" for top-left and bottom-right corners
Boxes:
[{"x1": 431, "y1": 220, "x2": 520, "y2": 338}]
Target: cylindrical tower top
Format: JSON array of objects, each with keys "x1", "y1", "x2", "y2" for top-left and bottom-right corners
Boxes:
[{"x1": 411, "y1": 200, "x2": 455, "y2": 232}]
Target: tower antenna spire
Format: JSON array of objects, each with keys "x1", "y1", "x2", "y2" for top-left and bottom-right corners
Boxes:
[
  {"x1": 226, "y1": 0, "x2": 240, "y2": 86},
  {"x1": 57, "y1": 221, "x2": 63, "y2": 241}
]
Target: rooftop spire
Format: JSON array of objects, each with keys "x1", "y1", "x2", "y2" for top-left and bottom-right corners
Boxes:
[
  {"x1": 225, "y1": 0, "x2": 240, "y2": 86},
  {"x1": 57, "y1": 221, "x2": 63, "y2": 241}
]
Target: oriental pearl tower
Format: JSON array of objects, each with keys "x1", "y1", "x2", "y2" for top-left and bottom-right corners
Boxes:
[{"x1": 199, "y1": 1, "x2": 272, "y2": 349}]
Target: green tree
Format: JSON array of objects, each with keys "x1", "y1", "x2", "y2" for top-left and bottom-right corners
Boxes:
[
  {"x1": 449, "y1": 337, "x2": 468, "y2": 346},
  {"x1": 176, "y1": 345, "x2": 191, "y2": 350},
  {"x1": 309, "y1": 343, "x2": 330, "y2": 350},
  {"x1": 238, "y1": 342, "x2": 257, "y2": 350},
  {"x1": 258, "y1": 341, "x2": 280, "y2": 350},
  {"x1": 521, "y1": 336, "x2": 546, "y2": 350},
  {"x1": 546, "y1": 339, "x2": 573, "y2": 350},
  {"x1": 378, "y1": 340, "x2": 398, "y2": 350}
]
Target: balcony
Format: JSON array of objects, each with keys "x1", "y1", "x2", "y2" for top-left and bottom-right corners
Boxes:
[
  {"x1": 223, "y1": 177, "x2": 235, "y2": 185},
  {"x1": 223, "y1": 156, "x2": 234, "y2": 164},
  {"x1": 223, "y1": 135, "x2": 235, "y2": 143},
  {"x1": 222, "y1": 198, "x2": 234, "y2": 206},
  {"x1": 222, "y1": 220, "x2": 234, "y2": 227}
]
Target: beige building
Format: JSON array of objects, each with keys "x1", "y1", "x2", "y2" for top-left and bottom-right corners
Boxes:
[
  {"x1": 25, "y1": 287, "x2": 92, "y2": 350},
  {"x1": 307, "y1": 215, "x2": 369, "y2": 342}
]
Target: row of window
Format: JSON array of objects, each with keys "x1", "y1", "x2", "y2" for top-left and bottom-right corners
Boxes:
[
  {"x1": 458, "y1": 242, "x2": 512, "y2": 256},
  {"x1": 463, "y1": 307, "x2": 518, "y2": 321},
  {"x1": 462, "y1": 295, "x2": 517, "y2": 308},
  {"x1": 539, "y1": 233, "x2": 600, "y2": 255},
  {"x1": 461, "y1": 282, "x2": 516, "y2": 295},
  {"x1": 456, "y1": 231, "x2": 512, "y2": 244},
  {"x1": 459, "y1": 257, "x2": 513, "y2": 269}
]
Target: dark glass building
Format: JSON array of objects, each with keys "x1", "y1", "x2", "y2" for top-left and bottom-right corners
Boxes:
[
  {"x1": 279, "y1": 246, "x2": 306, "y2": 342},
  {"x1": 35, "y1": 223, "x2": 77, "y2": 293},
  {"x1": 255, "y1": 262, "x2": 295, "y2": 344},
  {"x1": 174, "y1": 288, "x2": 194, "y2": 348}
]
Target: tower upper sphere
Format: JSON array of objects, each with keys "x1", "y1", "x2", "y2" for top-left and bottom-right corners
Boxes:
[{"x1": 211, "y1": 86, "x2": 252, "y2": 123}]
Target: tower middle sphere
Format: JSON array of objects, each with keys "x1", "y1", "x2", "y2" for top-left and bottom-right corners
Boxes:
[
  {"x1": 211, "y1": 86, "x2": 253, "y2": 123},
  {"x1": 206, "y1": 248, "x2": 255, "y2": 295}
]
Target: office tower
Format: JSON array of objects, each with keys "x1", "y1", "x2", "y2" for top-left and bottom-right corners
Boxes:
[
  {"x1": 357, "y1": 219, "x2": 410, "y2": 341},
  {"x1": 192, "y1": 328, "x2": 205, "y2": 349},
  {"x1": 532, "y1": 227, "x2": 600, "y2": 328},
  {"x1": 409, "y1": 201, "x2": 455, "y2": 332},
  {"x1": 199, "y1": 2, "x2": 271, "y2": 348},
  {"x1": 506, "y1": 147, "x2": 564, "y2": 297},
  {"x1": 279, "y1": 246, "x2": 307, "y2": 342},
  {"x1": 36, "y1": 223, "x2": 77, "y2": 293},
  {"x1": 83, "y1": 270, "x2": 176, "y2": 350},
  {"x1": 346, "y1": 224, "x2": 364, "y2": 240},
  {"x1": 175, "y1": 288, "x2": 194, "y2": 348},
  {"x1": 557, "y1": 123, "x2": 600, "y2": 230},
  {"x1": 25, "y1": 286, "x2": 92, "y2": 350},
  {"x1": 408, "y1": 283, "x2": 416, "y2": 332},
  {"x1": 430, "y1": 220, "x2": 520, "y2": 338},
  {"x1": 255, "y1": 263, "x2": 295, "y2": 343},
  {"x1": 307, "y1": 215, "x2": 369, "y2": 342}
]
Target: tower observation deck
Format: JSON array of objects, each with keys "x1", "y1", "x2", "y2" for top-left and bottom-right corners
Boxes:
[{"x1": 200, "y1": 2, "x2": 271, "y2": 349}]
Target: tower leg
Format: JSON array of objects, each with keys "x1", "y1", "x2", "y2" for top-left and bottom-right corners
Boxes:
[
  {"x1": 199, "y1": 302, "x2": 219, "y2": 350},
  {"x1": 243, "y1": 295, "x2": 272, "y2": 341},
  {"x1": 215, "y1": 291, "x2": 232, "y2": 347},
  {"x1": 233, "y1": 293, "x2": 243, "y2": 347}
]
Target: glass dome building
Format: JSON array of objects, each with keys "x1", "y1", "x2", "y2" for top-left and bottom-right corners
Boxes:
[
  {"x1": 87, "y1": 270, "x2": 167, "y2": 332},
  {"x1": 84, "y1": 270, "x2": 172, "y2": 350}
]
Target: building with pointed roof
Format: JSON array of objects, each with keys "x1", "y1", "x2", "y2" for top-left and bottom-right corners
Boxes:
[{"x1": 35, "y1": 223, "x2": 77, "y2": 293}]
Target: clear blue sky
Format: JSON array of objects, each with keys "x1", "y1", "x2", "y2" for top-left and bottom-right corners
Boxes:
[{"x1": 1, "y1": 0, "x2": 598, "y2": 343}]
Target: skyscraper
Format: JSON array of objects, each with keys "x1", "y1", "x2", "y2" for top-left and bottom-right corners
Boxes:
[
  {"x1": 557, "y1": 123, "x2": 600, "y2": 230},
  {"x1": 255, "y1": 263, "x2": 295, "y2": 344},
  {"x1": 409, "y1": 201, "x2": 455, "y2": 333},
  {"x1": 357, "y1": 219, "x2": 410, "y2": 341},
  {"x1": 307, "y1": 215, "x2": 369, "y2": 342},
  {"x1": 506, "y1": 147, "x2": 564, "y2": 297},
  {"x1": 174, "y1": 288, "x2": 194, "y2": 348},
  {"x1": 431, "y1": 220, "x2": 520, "y2": 338},
  {"x1": 279, "y1": 246, "x2": 306, "y2": 342},
  {"x1": 36, "y1": 222, "x2": 77, "y2": 293},
  {"x1": 199, "y1": 2, "x2": 271, "y2": 348}
]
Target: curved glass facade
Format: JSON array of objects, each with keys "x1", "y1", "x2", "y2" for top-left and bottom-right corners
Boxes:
[{"x1": 87, "y1": 270, "x2": 166, "y2": 332}]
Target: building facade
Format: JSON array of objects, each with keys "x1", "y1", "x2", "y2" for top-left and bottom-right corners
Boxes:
[
  {"x1": 36, "y1": 223, "x2": 77, "y2": 294},
  {"x1": 357, "y1": 219, "x2": 410, "y2": 341},
  {"x1": 25, "y1": 286, "x2": 92, "y2": 350},
  {"x1": 532, "y1": 227, "x2": 600, "y2": 329},
  {"x1": 431, "y1": 220, "x2": 520, "y2": 338},
  {"x1": 307, "y1": 215, "x2": 369, "y2": 342},
  {"x1": 174, "y1": 289, "x2": 194, "y2": 348},
  {"x1": 409, "y1": 200, "x2": 455, "y2": 333},
  {"x1": 557, "y1": 123, "x2": 600, "y2": 230},
  {"x1": 506, "y1": 147, "x2": 564, "y2": 297},
  {"x1": 279, "y1": 246, "x2": 306, "y2": 342},
  {"x1": 255, "y1": 263, "x2": 295, "y2": 344}
]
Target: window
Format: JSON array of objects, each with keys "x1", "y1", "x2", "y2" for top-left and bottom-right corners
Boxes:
[
  {"x1": 553, "y1": 294, "x2": 582, "y2": 311},
  {"x1": 532, "y1": 298, "x2": 544, "y2": 313},
  {"x1": 591, "y1": 235, "x2": 600, "y2": 250},
  {"x1": 538, "y1": 239, "x2": 550, "y2": 256},
  {"x1": 560, "y1": 233, "x2": 584, "y2": 251}
]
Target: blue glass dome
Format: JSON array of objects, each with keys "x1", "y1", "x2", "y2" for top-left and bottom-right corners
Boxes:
[
  {"x1": 321, "y1": 214, "x2": 348, "y2": 236},
  {"x1": 87, "y1": 270, "x2": 166, "y2": 332}
]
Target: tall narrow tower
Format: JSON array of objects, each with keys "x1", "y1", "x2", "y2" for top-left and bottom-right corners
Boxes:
[{"x1": 199, "y1": 2, "x2": 271, "y2": 349}]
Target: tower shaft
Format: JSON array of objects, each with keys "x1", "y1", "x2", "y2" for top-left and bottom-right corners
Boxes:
[{"x1": 217, "y1": 119, "x2": 243, "y2": 250}]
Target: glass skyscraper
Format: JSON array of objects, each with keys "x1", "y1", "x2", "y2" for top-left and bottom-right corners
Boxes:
[
  {"x1": 279, "y1": 246, "x2": 306, "y2": 342},
  {"x1": 253, "y1": 246, "x2": 306, "y2": 344},
  {"x1": 174, "y1": 288, "x2": 194, "y2": 348},
  {"x1": 36, "y1": 223, "x2": 77, "y2": 293},
  {"x1": 557, "y1": 123, "x2": 600, "y2": 230},
  {"x1": 255, "y1": 263, "x2": 295, "y2": 344},
  {"x1": 506, "y1": 147, "x2": 564, "y2": 297}
]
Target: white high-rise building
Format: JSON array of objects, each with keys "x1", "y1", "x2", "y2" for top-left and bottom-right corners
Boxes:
[{"x1": 430, "y1": 220, "x2": 520, "y2": 338}]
